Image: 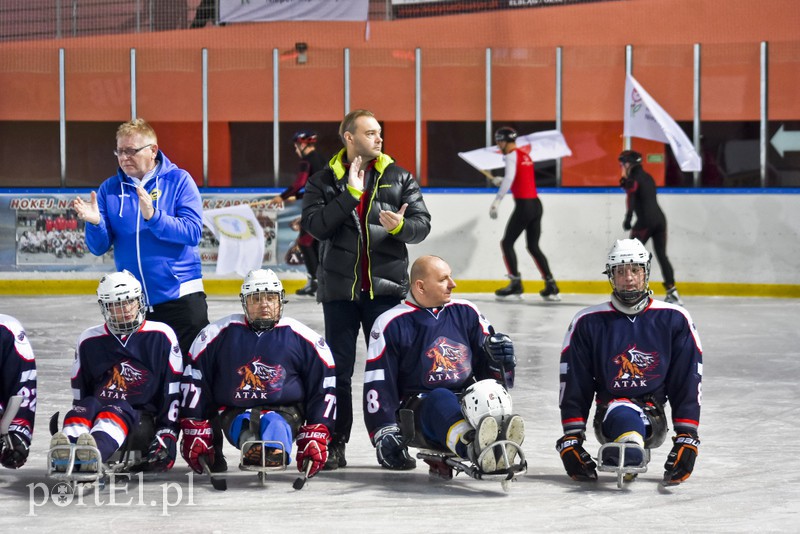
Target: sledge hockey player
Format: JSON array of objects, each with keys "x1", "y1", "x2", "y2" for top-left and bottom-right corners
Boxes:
[
  {"x1": 1, "y1": 314, "x2": 37, "y2": 470},
  {"x1": 179, "y1": 269, "x2": 335, "y2": 481},
  {"x1": 363, "y1": 255, "x2": 524, "y2": 479},
  {"x1": 556, "y1": 239, "x2": 702, "y2": 487},
  {"x1": 48, "y1": 271, "x2": 183, "y2": 476}
]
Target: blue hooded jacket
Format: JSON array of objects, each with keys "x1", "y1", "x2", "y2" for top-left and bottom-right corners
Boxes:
[{"x1": 84, "y1": 151, "x2": 204, "y2": 307}]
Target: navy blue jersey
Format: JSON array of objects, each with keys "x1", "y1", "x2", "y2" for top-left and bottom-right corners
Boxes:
[
  {"x1": 363, "y1": 298, "x2": 511, "y2": 437},
  {"x1": 72, "y1": 320, "x2": 183, "y2": 433},
  {"x1": 181, "y1": 314, "x2": 336, "y2": 433},
  {"x1": 0, "y1": 314, "x2": 37, "y2": 441},
  {"x1": 559, "y1": 298, "x2": 702, "y2": 436}
]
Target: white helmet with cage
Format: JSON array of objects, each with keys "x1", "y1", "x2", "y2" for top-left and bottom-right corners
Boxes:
[
  {"x1": 460, "y1": 379, "x2": 514, "y2": 429},
  {"x1": 605, "y1": 238, "x2": 651, "y2": 306},
  {"x1": 240, "y1": 269, "x2": 286, "y2": 332},
  {"x1": 97, "y1": 270, "x2": 145, "y2": 335}
]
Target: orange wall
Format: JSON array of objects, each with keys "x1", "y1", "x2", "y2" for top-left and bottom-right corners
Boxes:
[{"x1": 0, "y1": 0, "x2": 796, "y2": 185}]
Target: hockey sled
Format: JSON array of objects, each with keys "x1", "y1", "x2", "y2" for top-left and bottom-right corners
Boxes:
[
  {"x1": 238, "y1": 439, "x2": 288, "y2": 485},
  {"x1": 398, "y1": 409, "x2": 527, "y2": 491},
  {"x1": 596, "y1": 442, "x2": 650, "y2": 489}
]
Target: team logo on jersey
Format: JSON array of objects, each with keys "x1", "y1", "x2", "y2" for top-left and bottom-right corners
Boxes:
[
  {"x1": 611, "y1": 345, "x2": 659, "y2": 389},
  {"x1": 235, "y1": 357, "x2": 286, "y2": 400},
  {"x1": 99, "y1": 360, "x2": 147, "y2": 400},
  {"x1": 425, "y1": 336, "x2": 470, "y2": 384},
  {"x1": 150, "y1": 189, "x2": 161, "y2": 202}
]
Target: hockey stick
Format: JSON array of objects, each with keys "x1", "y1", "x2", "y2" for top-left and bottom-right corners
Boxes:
[
  {"x1": 199, "y1": 456, "x2": 227, "y2": 491},
  {"x1": 292, "y1": 459, "x2": 313, "y2": 490},
  {"x1": 1, "y1": 396, "x2": 23, "y2": 448}
]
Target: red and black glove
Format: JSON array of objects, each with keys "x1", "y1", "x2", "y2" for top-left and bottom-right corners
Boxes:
[
  {"x1": 180, "y1": 419, "x2": 215, "y2": 474},
  {"x1": 663, "y1": 432, "x2": 700, "y2": 486},
  {"x1": 556, "y1": 433, "x2": 597, "y2": 482},
  {"x1": 295, "y1": 424, "x2": 330, "y2": 478}
]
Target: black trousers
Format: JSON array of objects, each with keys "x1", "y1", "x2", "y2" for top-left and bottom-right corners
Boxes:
[
  {"x1": 146, "y1": 291, "x2": 210, "y2": 357},
  {"x1": 501, "y1": 197, "x2": 553, "y2": 280},
  {"x1": 322, "y1": 293, "x2": 400, "y2": 442}
]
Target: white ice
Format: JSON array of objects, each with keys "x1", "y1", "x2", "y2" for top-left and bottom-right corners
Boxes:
[{"x1": 1, "y1": 293, "x2": 798, "y2": 533}]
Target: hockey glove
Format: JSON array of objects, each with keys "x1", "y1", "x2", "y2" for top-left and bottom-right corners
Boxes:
[
  {"x1": 556, "y1": 433, "x2": 597, "y2": 482},
  {"x1": 622, "y1": 215, "x2": 632, "y2": 231},
  {"x1": 180, "y1": 419, "x2": 215, "y2": 474},
  {"x1": 144, "y1": 428, "x2": 178, "y2": 472},
  {"x1": 663, "y1": 432, "x2": 700, "y2": 486},
  {"x1": 295, "y1": 424, "x2": 330, "y2": 478},
  {"x1": 0, "y1": 428, "x2": 31, "y2": 469},
  {"x1": 373, "y1": 425, "x2": 416, "y2": 471},
  {"x1": 483, "y1": 332, "x2": 516, "y2": 370}
]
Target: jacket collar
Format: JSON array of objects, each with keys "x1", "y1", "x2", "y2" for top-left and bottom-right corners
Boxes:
[{"x1": 329, "y1": 148, "x2": 394, "y2": 181}]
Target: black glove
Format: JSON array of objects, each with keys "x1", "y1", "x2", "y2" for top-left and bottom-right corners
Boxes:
[
  {"x1": 622, "y1": 215, "x2": 632, "y2": 231},
  {"x1": 143, "y1": 429, "x2": 178, "y2": 472},
  {"x1": 1, "y1": 430, "x2": 31, "y2": 469},
  {"x1": 483, "y1": 332, "x2": 516, "y2": 370},
  {"x1": 373, "y1": 425, "x2": 416, "y2": 470},
  {"x1": 663, "y1": 432, "x2": 699, "y2": 486},
  {"x1": 556, "y1": 433, "x2": 597, "y2": 482}
]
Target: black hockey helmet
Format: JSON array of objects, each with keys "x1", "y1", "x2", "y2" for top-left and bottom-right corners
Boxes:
[
  {"x1": 292, "y1": 130, "x2": 318, "y2": 144},
  {"x1": 618, "y1": 150, "x2": 643, "y2": 165},
  {"x1": 494, "y1": 126, "x2": 518, "y2": 143}
]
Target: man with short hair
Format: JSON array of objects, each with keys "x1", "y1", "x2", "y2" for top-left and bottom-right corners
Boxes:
[{"x1": 301, "y1": 109, "x2": 431, "y2": 469}]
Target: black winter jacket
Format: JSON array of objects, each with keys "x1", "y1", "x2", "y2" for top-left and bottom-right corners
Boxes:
[{"x1": 301, "y1": 149, "x2": 431, "y2": 303}]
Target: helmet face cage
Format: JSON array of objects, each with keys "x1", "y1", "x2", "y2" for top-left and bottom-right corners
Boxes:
[
  {"x1": 97, "y1": 271, "x2": 145, "y2": 335},
  {"x1": 605, "y1": 239, "x2": 651, "y2": 305},
  {"x1": 494, "y1": 127, "x2": 517, "y2": 144},
  {"x1": 240, "y1": 269, "x2": 285, "y2": 332}
]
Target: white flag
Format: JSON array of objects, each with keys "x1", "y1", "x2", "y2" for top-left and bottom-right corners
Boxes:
[
  {"x1": 624, "y1": 74, "x2": 702, "y2": 172},
  {"x1": 202, "y1": 205, "x2": 265, "y2": 277},
  {"x1": 458, "y1": 129, "x2": 572, "y2": 171}
]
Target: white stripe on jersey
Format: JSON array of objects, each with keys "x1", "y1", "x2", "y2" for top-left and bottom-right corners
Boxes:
[
  {"x1": 20, "y1": 369, "x2": 36, "y2": 382},
  {"x1": 323, "y1": 376, "x2": 336, "y2": 389},
  {"x1": 364, "y1": 369, "x2": 385, "y2": 384}
]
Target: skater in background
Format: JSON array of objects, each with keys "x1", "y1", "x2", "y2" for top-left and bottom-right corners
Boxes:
[
  {"x1": 489, "y1": 127, "x2": 559, "y2": 301},
  {"x1": 268, "y1": 130, "x2": 326, "y2": 297},
  {"x1": 556, "y1": 239, "x2": 702, "y2": 486},
  {"x1": 618, "y1": 150, "x2": 682, "y2": 305}
]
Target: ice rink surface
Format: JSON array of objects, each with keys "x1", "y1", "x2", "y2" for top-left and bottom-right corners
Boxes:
[{"x1": 1, "y1": 292, "x2": 798, "y2": 533}]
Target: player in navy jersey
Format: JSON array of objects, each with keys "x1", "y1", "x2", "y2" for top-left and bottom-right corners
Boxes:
[
  {"x1": 556, "y1": 239, "x2": 702, "y2": 486},
  {"x1": 0, "y1": 314, "x2": 37, "y2": 469},
  {"x1": 179, "y1": 269, "x2": 335, "y2": 479},
  {"x1": 363, "y1": 255, "x2": 523, "y2": 475},
  {"x1": 49, "y1": 271, "x2": 183, "y2": 472}
]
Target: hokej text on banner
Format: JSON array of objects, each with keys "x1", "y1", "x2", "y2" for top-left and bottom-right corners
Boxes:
[
  {"x1": 202, "y1": 204, "x2": 265, "y2": 277},
  {"x1": 220, "y1": 0, "x2": 369, "y2": 23},
  {"x1": 624, "y1": 74, "x2": 702, "y2": 172},
  {"x1": 458, "y1": 129, "x2": 573, "y2": 171}
]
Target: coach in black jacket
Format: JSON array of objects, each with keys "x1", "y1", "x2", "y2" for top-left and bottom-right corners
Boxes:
[{"x1": 302, "y1": 109, "x2": 431, "y2": 470}]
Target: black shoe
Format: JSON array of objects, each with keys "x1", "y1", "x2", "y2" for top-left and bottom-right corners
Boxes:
[
  {"x1": 495, "y1": 276, "x2": 523, "y2": 297},
  {"x1": 324, "y1": 438, "x2": 347, "y2": 470},
  {"x1": 295, "y1": 278, "x2": 318, "y2": 296},
  {"x1": 539, "y1": 277, "x2": 561, "y2": 301}
]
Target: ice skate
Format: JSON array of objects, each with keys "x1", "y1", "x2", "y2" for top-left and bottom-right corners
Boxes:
[
  {"x1": 496, "y1": 415, "x2": 525, "y2": 471},
  {"x1": 665, "y1": 287, "x2": 683, "y2": 306},
  {"x1": 295, "y1": 277, "x2": 318, "y2": 297},
  {"x1": 49, "y1": 432, "x2": 71, "y2": 472},
  {"x1": 539, "y1": 277, "x2": 561, "y2": 302},
  {"x1": 75, "y1": 433, "x2": 100, "y2": 473},
  {"x1": 468, "y1": 416, "x2": 499, "y2": 474},
  {"x1": 495, "y1": 276, "x2": 523, "y2": 299}
]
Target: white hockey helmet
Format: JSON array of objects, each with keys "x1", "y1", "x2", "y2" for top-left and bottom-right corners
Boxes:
[
  {"x1": 460, "y1": 379, "x2": 513, "y2": 429},
  {"x1": 605, "y1": 238, "x2": 651, "y2": 305},
  {"x1": 97, "y1": 270, "x2": 145, "y2": 335},
  {"x1": 240, "y1": 269, "x2": 286, "y2": 332}
]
